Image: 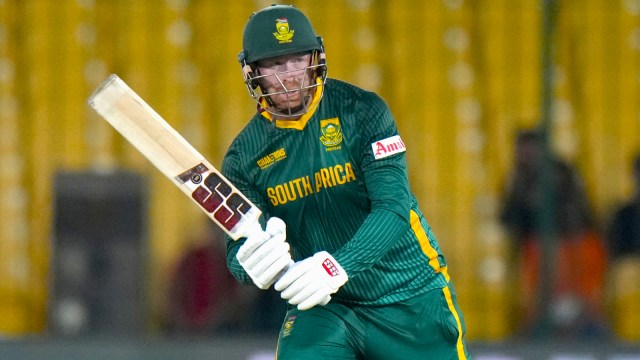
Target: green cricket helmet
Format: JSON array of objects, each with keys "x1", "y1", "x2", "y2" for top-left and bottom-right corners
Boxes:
[
  {"x1": 238, "y1": 4, "x2": 327, "y2": 119},
  {"x1": 240, "y1": 4, "x2": 323, "y2": 63}
]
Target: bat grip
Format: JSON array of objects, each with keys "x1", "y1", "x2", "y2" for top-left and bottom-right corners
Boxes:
[{"x1": 243, "y1": 220, "x2": 265, "y2": 240}]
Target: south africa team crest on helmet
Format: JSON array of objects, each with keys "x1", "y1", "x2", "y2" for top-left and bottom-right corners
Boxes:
[
  {"x1": 320, "y1": 118, "x2": 343, "y2": 148},
  {"x1": 273, "y1": 18, "x2": 294, "y2": 43}
]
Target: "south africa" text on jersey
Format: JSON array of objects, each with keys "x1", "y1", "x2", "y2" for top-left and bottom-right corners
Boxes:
[{"x1": 266, "y1": 162, "x2": 356, "y2": 206}]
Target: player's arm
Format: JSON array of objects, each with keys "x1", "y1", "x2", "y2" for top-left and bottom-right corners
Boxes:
[
  {"x1": 275, "y1": 93, "x2": 411, "y2": 309},
  {"x1": 222, "y1": 143, "x2": 292, "y2": 289},
  {"x1": 329, "y1": 93, "x2": 411, "y2": 274},
  {"x1": 275, "y1": 208, "x2": 406, "y2": 310}
]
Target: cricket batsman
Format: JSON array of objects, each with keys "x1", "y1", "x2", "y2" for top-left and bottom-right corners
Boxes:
[{"x1": 222, "y1": 4, "x2": 471, "y2": 359}]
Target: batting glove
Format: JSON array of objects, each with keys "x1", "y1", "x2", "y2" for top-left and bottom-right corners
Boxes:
[
  {"x1": 274, "y1": 251, "x2": 348, "y2": 310},
  {"x1": 236, "y1": 217, "x2": 292, "y2": 290}
]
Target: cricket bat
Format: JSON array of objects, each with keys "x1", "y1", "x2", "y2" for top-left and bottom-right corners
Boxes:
[{"x1": 87, "y1": 74, "x2": 262, "y2": 240}]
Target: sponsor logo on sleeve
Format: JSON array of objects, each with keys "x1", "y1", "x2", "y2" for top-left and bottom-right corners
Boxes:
[{"x1": 371, "y1": 135, "x2": 406, "y2": 159}]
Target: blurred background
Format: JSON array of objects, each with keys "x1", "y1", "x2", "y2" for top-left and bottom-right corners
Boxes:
[{"x1": 1, "y1": 0, "x2": 640, "y2": 358}]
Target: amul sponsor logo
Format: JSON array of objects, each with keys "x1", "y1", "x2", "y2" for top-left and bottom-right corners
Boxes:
[{"x1": 371, "y1": 135, "x2": 406, "y2": 159}]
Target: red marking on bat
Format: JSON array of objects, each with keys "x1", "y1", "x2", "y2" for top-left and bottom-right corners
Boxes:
[
  {"x1": 190, "y1": 172, "x2": 256, "y2": 232},
  {"x1": 213, "y1": 205, "x2": 237, "y2": 230}
]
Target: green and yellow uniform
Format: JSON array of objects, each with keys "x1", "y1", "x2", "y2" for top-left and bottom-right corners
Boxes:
[{"x1": 222, "y1": 79, "x2": 470, "y2": 359}]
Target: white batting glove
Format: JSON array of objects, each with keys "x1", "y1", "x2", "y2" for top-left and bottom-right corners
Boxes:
[
  {"x1": 274, "y1": 251, "x2": 348, "y2": 310},
  {"x1": 236, "y1": 217, "x2": 292, "y2": 290}
]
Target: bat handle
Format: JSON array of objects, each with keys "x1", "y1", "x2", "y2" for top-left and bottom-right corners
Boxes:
[{"x1": 243, "y1": 220, "x2": 265, "y2": 239}]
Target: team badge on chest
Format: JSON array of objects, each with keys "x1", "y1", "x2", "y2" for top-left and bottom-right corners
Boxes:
[{"x1": 319, "y1": 117, "x2": 343, "y2": 150}]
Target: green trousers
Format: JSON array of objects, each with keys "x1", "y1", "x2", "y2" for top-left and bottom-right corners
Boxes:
[{"x1": 275, "y1": 284, "x2": 471, "y2": 360}]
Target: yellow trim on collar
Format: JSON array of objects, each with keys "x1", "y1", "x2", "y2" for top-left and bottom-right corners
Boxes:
[{"x1": 260, "y1": 80, "x2": 324, "y2": 130}]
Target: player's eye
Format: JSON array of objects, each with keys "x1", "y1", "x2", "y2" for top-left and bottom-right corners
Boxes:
[{"x1": 256, "y1": 59, "x2": 279, "y2": 68}]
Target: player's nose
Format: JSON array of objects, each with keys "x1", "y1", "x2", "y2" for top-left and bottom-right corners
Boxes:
[{"x1": 283, "y1": 62, "x2": 305, "y2": 76}]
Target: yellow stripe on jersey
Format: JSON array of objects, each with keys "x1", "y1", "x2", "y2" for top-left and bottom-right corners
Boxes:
[
  {"x1": 410, "y1": 210, "x2": 450, "y2": 282},
  {"x1": 443, "y1": 286, "x2": 468, "y2": 360}
]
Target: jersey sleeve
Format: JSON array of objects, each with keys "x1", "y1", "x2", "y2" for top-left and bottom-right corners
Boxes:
[
  {"x1": 221, "y1": 139, "x2": 267, "y2": 285},
  {"x1": 333, "y1": 92, "x2": 413, "y2": 275}
]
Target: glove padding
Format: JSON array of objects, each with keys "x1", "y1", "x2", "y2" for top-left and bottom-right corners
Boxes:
[
  {"x1": 274, "y1": 251, "x2": 348, "y2": 310},
  {"x1": 236, "y1": 217, "x2": 292, "y2": 290}
]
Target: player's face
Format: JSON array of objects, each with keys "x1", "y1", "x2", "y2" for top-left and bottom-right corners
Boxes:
[{"x1": 255, "y1": 52, "x2": 314, "y2": 115}]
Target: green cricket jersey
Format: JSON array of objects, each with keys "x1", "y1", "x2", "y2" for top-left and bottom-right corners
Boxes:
[{"x1": 222, "y1": 78, "x2": 449, "y2": 305}]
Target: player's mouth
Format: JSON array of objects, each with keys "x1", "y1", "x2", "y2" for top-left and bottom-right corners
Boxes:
[{"x1": 273, "y1": 89, "x2": 302, "y2": 105}]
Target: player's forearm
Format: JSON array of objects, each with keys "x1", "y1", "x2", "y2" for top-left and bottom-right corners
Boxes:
[{"x1": 332, "y1": 208, "x2": 408, "y2": 276}]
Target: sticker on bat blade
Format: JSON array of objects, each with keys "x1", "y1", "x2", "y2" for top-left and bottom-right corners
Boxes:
[{"x1": 176, "y1": 163, "x2": 209, "y2": 185}]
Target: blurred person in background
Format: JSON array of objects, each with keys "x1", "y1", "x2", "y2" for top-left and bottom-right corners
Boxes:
[
  {"x1": 220, "y1": 4, "x2": 470, "y2": 359},
  {"x1": 605, "y1": 153, "x2": 640, "y2": 340},
  {"x1": 166, "y1": 225, "x2": 250, "y2": 335},
  {"x1": 500, "y1": 129, "x2": 608, "y2": 339},
  {"x1": 607, "y1": 154, "x2": 640, "y2": 260}
]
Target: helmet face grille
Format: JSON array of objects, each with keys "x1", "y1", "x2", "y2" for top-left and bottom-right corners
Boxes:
[
  {"x1": 242, "y1": 52, "x2": 328, "y2": 119},
  {"x1": 242, "y1": 5, "x2": 322, "y2": 64}
]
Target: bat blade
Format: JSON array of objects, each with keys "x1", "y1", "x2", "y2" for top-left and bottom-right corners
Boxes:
[{"x1": 88, "y1": 74, "x2": 261, "y2": 240}]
